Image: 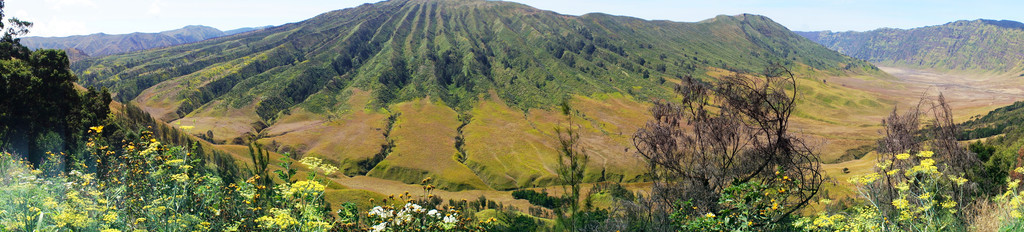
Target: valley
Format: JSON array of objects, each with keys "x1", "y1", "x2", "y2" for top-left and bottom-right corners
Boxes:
[{"x1": 8, "y1": 0, "x2": 1024, "y2": 230}]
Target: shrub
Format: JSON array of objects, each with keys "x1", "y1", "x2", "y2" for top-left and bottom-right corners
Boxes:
[
  {"x1": 0, "y1": 128, "x2": 500, "y2": 231},
  {"x1": 511, "y1": 189, "x2": 562, "y2": 209}
]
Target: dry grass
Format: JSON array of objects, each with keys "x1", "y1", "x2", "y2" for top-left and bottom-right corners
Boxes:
[
  {"x1": 967, "y1": 199, "x2": 1009, "y2": 232},
  {"x1": 366, "y1": 98, "x2": 491, "y2": 191},
  {"x1": 462, "y1": 99, "x2": 561, "y2": 190},
  {"x1": 171, "y1": 99, "x2": 262, "y2": 144},
  {"x1": 259, "y1": 89, "x2": 388, "y2": 175}
]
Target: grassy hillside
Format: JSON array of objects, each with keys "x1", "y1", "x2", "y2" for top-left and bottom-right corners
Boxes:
[
  {"x1": 959, "y1": 101, "x2": 1024, "y2": 140},
  {"x1": 799, "y1": 19, "x2": 1024, "y2": 72},
  {"x1": 68, "y1": 0, "x2": 885, "y2": 190}
]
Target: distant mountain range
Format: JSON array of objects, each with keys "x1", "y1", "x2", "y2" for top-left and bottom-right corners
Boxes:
[
  {"x1": 69, "y1": 0, "x2": 881, "y2": 191},
  {"x1": 798, "y1": 19, "x2": 1024, "y2": 72},
  {"x1": 20, "y1": 25, "x2": 271, "y2": 59}
]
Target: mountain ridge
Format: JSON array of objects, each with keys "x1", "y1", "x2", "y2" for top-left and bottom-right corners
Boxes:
[
  {"x1": 798, "y1": 19, "x2": 1024, "y2": 72},
  {"x1": 69, "y1": 0, "x2": 884, "y2": 191},
  {"x1": 20, "y1": 25, "x2": 270, "y2": 58}
]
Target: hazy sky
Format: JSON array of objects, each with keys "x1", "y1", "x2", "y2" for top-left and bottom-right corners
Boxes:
[{"x1": 5, "y1": 0, "x2": 1021, "y2": 37}]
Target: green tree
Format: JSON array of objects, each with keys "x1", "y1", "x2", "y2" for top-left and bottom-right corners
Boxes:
[
  {"x1": 0, "y1": 2, "x2": 112, "y2": 167},
  {"x1": 555, "y1": 98, "x2": 592, "y2": 231}
]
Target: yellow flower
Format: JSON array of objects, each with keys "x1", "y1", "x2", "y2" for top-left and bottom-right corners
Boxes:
[
  {"x1": 299, "y1": 157, "x2": 323, "y2": 170},
  {"x1": 320, "y1": 164, "x2": 338, "y2": 175},
  {"x1": 948, "y1": 175, "x2": 969, "y2": 186},
  {"x1": 166, "y1": 159, "x2": 184, "y2": 166},
  {"x1": 705, "y1": 212, "x2": 716, "y2": 218},
  {"x1": 896, "y1": 153, "x2": 911, "y2": 160},
  {"x1": 90, "y1": 126, "x2": 104, "y2": 133},
  {"x1": 1013, "y1": 211, "x2": 1023, "y2": 219},
  {"x1": 941, "y1": 200, "x2": 957, "y2": 209},
  {"x1": 918, "y1": 192, "x2": 932, "y2": 200},
  {"x1": 1011, "y1": 180, "x2": 1021, "y2": 190},
  {"x1": 100, "y1": 229, "x2": 121, "y2": 232},
  {"x1": 179, "y1": 125, "x2": 194, "y2": 131},
  {"x1": 1015, "y1": 166, "x2": 1024, "y2": 174},
  {"x1": 877, "y1": 160, "x2": 893, "y2": 170},
  {"x1": 255, "y1": 208, "x2": 299, "y2": 229},
  {"x1": 859, "y1": 173, "x2": 880, "y2": 185},
  {"x1": 892, "y1": 199, "x2": 910, "y2": 209},
  {"x1": 916, "y1": 151, "x2": 934, "y2": 158},
  {"x1": 103, "y1": 212, "x2": 118, "y2": 223},
  {"x1": 171, "y1": 173, "x2": 189, "y2": 183}
]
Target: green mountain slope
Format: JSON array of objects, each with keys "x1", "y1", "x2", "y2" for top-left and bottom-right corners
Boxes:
[
  {"x1": 20, "y1": 25, "x2": 266, "y2": 57},
  {"x1": 70, "y1": 0, "x2": 881, "y2": 191},
  {"x1": 959, "y1": 101, "x2": 1024, "y2": 140},
  {"x1": 798, "y1": 19, "x2": 1024, "y2": 72}
]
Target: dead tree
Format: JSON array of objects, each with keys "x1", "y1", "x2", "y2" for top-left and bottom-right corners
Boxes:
[{"x1": 633, "y1": 64, "x2": 823, "y2": 224}]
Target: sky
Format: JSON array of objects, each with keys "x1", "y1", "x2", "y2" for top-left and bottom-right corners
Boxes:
[{"x1": 5, "y1": 0, "x2": 1023, "y2": 37}]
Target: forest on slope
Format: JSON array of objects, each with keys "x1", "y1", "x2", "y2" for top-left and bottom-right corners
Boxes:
[{"x1": 798, "y1": 19, "x2": 1024, "y2": 72}]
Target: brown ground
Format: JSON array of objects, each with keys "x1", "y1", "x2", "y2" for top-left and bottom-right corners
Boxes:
[{"x1": 835, "y1": 66, "x2": 1024, "y2": 121}]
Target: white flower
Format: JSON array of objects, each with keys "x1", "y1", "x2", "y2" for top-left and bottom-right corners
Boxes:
[
  {"x1": 441, "y1": 213, "x2": 459, "y2": 230},
  {"x1": 368, "y1": 206, "x2": 393, "y2": 218},
  {"x1": 405, "y1": 203, "x2": 424, "y2": 213},
  {"x1": 443, "y1": 214, "x2": 459, "y2": 224},
  {"x1": 427, "y1": 209, "x2": 441, "y2": 218},
  {"x1": 370, "y1": 222, "x2": 387, "y2": 232},
  {"x1": 395, "y1": 211, "x2": 412, "y2": 225}
]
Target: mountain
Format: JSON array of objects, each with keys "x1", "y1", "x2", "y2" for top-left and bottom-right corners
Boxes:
[
  {"x1": 798, "y1": 19, "x2": 1024, "y2": 72},
  {"x1": 20, "y1": 25, "x2": 269, "y2": 58},
  {"x1": 224, "y1": 25, "x2": 273, "y2": 35},
  {"x1": 70, "y1": 0, "x2": 881, "y2": 191}
]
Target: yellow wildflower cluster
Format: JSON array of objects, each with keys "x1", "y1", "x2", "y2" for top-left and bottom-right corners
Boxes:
[
  {"x1": 836, "y1": 150, "x2": 969, "y2": 230},
  {"x1": 848, "y1": 172, "x2": 881, "y2": 185},
  {"x1": 299, "y1": 157, "x2": 339, "y2": 176},
  {"x1": 892, "y1": 198, "x2": 910, "y2": 209},
  {"x1": 255, "y1": 208, "x2": 299, "y2": 229},
  {"x1": 170, "y1": 173, "x2": 189, "y2": 183},
  {"x1": 907, "y1": 158, "x2": 939, "y2": 175}
]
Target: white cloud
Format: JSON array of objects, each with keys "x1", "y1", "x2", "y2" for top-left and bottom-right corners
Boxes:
[
  {"x1": 28, "y1": 16, "x2": 90, "y2": 37},
  {"x1": 42, "y1": 0, "x2": 96, "y2": 10},
  {"x1": 13, "y1": 9, "x2": 31, "y2": 19},
  {"x1": 148, "y1": 0, "x2": 164, "y2": 15}
]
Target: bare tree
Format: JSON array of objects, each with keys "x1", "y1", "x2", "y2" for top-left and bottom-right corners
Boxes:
[
  {"x1": 872, "y1": 93, "x2": 980, "y2": 216},
  {"x1": 930, "y1": 94, "x2": 977, "y2": 175},
  {"x1": 632, "y1": 63, "x2": 823, "y2": 224}
]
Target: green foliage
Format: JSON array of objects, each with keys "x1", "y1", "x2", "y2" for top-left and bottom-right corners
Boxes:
[
  {"x1": 672, "y1": 171, "x2": 799, "y2": 231},
  {"x1": 959, "y1": 101, "x2": 1024, "y2": 140},
  {"x1": 511, "y1": 189, "x2": 562, "y2": 209},
  {"x1": 993, "y1": 175, "x2": 1024, "y2": 231},
  {"x1": 488, "y1": 209, "x2": 542, "y2": 232},
  {"x1": 0, "y1": 10, "x2": 113, "y2": 168},
  {"x1": 0, "y1": 129, "x2": 501, "y2": 231}
]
